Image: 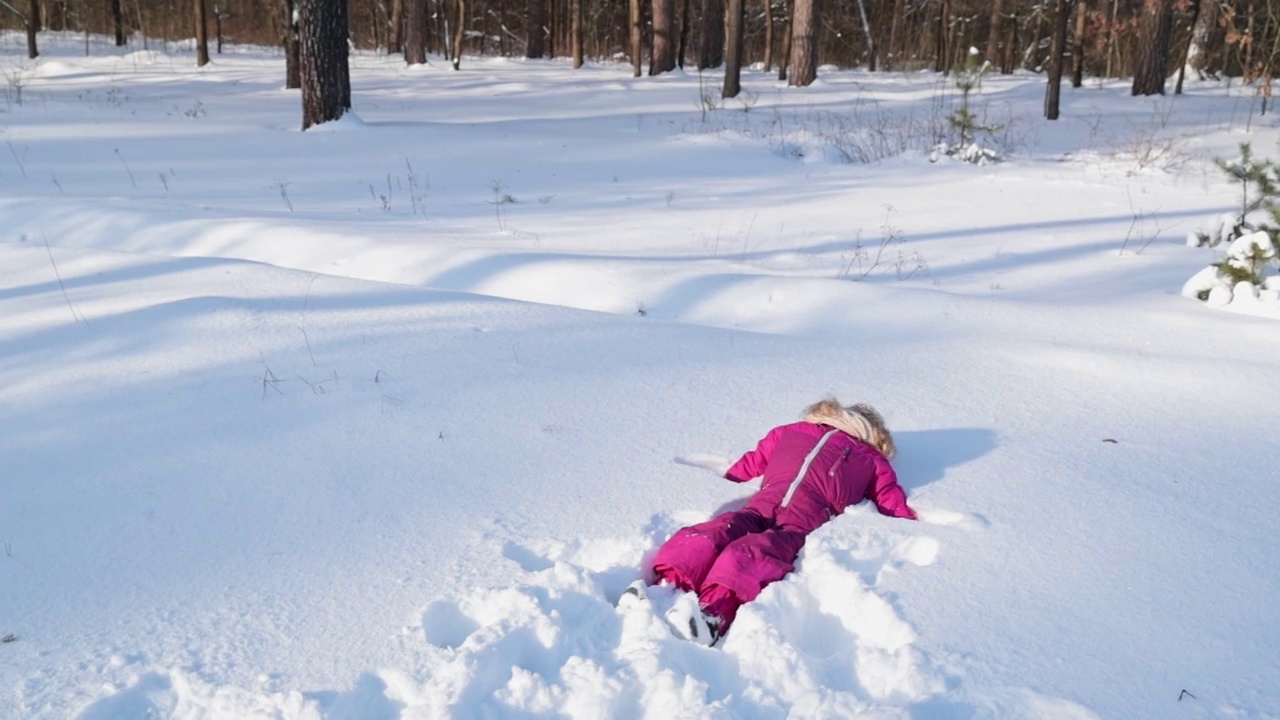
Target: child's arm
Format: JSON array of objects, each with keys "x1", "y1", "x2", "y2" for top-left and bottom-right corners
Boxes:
[
  {"x1": 866, "y1": 454, "x2": 917, "y2": 520},
  {"x1": 724, "y1": 426, "x2": 785, "y2": 482}
]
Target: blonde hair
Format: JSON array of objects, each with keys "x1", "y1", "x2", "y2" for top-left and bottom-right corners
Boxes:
[{"x1": 801, "y1": 398, "x2": 897, "y2": 459}]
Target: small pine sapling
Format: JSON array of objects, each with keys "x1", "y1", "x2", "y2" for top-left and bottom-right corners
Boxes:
[
  {"x1": 1182, "y1": 143, "x2": 1280, "y2": 306},
  {"x1": 932, "y1": 49, "x2": 1001, "y2": 165}
]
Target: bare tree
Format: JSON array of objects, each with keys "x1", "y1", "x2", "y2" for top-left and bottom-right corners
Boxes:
[
  {"x1": 1132, "y1": 0, "x2": 1174, "y2": 95},
  {"x1": 1045, "y1": 0, "x2": 1070, "y2": 119},
  {"x1": 650, "y1": 0, "x2": 677, "y2": 74},
  {"x1": 787, "y1": 0, "x2": 818, "y2": 85},
  {"x1": 525, "y1": 0, "x2": 546, "y2": 57},
  {"x1": 195, "y1": 0, "x2": 210, "y2": 66},
  {"x1": 698, "y1": 0, "x2": 724, "y2": 68},
  {"x1": 298, "y1": 0, "x2": 352, "y2": 129},
  {"x1": 723, "y1": 0, "x2": 744, "y2": 96}
]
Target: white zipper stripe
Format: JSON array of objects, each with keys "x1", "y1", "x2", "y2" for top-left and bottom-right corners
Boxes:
[{"x1": 780, "y1": 429, "x2": 839, "y2": 509}]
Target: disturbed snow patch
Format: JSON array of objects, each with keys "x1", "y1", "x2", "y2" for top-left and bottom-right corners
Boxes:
[{"x1": 378, "y1": 509, "x2": 1090, "y2": 719}]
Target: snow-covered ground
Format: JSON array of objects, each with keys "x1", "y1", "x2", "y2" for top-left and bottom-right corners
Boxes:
[{"x1": 2, "y1": 32, "x2": 1279, "y2": 719}]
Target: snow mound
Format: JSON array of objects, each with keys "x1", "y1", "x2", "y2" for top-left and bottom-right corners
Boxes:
[{"x1": 368, "y1": 509, "x2": 1093, "y2": 719}]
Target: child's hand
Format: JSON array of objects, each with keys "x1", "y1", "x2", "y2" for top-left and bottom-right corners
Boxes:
[{"x1": 674, "y1": 454, "x2": 733, "y2": 477}]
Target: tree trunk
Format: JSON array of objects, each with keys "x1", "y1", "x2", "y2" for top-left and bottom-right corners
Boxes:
[
  {"x1": 763, "y1": 0, "x2": 773, "y2": 71},
  {"x1": 195, "y1": 0, "x2": 210, "y2": 66},
  {"x1": 777, "y1": 0, "x2": 792, "y2": 80},
  {"x1": 1105, "y1": 0, "x2": 1119, "y2": 77},
  {"x1": 650, "y1": 0, "x2": 677, "y2": 74},
  {"x1": 405, "y1": 0, "x2": 426, "y2": 62},
  {"x1": 571, "y1": 0, "x2": 583, "y2": 67},
  {"x1": 24, "y1": 0, "x2": 38, "y2": 59},
  {"x1": 787, "y1": 0, "x2": 818, "y2": 86},
  {"x1": 934, "y1": 0, "x2": 949, "y2": 73},
  {"x1": 630, "y1": 0, "x2": 642, "y2": 76},
  {"x1": 525, "y1": 0, "x2": 546, "y2": 57},
  {"x1": 855, "y1": 0, "x2": 875, "y2": 71},
  {"x1": 452, "y1": 0, "x2": 465, "y2": 69},
  {"x1": 1023, "y1": 4, "x2": 1045, "y2": 70},
  {"x1": 1185, "y1": 0, "x2": 1221, "y2": 78},
  {"x1": 1045, "y1": 0, "x2": 1069, "y2": 119},
  {"x1": 722, "y1": 0, "x2": 744, "y2": 96},
  {"x1": 1176, "y1": 0, "x2": 1202, "y2": 93},
  {"x1": 984, "y1": 0, "x2": 1003, "y2": 65},
  {"x1": 886, "y1": 0, "x2": 904, "y2": 69},
  {"x1": 1132, "y1": 0, "x2": 1174, "y2": 95},
  {"x1": 388, "y1": 0, "x2": 403, "y2": 53},
  {"x1": 677, "y1": 0, "x2": 689, "y2": 67},
  {"x1": 1001, "y1": 10, "x2": 1017, "y2": 73},
  {"x1": 286, "y1": 0, "x2": 302, "y2": 88},
  {"x1": 698, "y1": 0, "x2": 724, "y2": 68},
  {"x1": 299, "y1": 0, "x2": 351, "y2": 129},
  {"x1": 1071, "y1": 0, "x2": 1087, "y2": 87},
  {"x1": 112, "y1": 0, "x2": 126, "y2": 45}
]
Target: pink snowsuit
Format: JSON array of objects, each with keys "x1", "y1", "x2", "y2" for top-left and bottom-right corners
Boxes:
[{"x1": 651, "y1": 420, "x2": 916, "y2": 633}]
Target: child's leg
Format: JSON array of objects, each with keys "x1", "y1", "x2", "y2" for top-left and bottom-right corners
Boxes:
[
  {"x1": 651, "y1": 509, "x2": 770, "y2": 593},
  {"x1": 697, "y1": 528, "x2": 807, "y2": 633}
]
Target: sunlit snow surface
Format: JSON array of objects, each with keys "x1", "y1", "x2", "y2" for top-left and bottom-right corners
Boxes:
[{"x1": 2, "y1": 32, "x2": 1279, "y2": 720}]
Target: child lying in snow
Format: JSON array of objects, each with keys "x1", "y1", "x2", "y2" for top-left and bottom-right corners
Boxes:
[{"x1": 640, "y1": 399, "x2": 917, "y2": 646}]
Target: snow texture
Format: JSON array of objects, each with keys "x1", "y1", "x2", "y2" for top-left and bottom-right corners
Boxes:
[{"x1": 2, "y1": 31, "x2": 1280, "y2": 720}]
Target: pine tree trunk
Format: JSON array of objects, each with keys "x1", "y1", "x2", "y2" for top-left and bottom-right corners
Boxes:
[
  {"x1": 112, "y1": 0, "x2": 126, "y2": 45},
  {"x1": 677, "y1": 0, "x2": 690, "y2": 68},
  {"x1": 630, "y1": 0, "x2": 642, "y2": 76},
  {"x1": 886, "y1": 0, "x2": 904, "y2": 69},
  {"x1": 388, "y1": 0, "x2": 403, "y2": 53},
  {"x1": 787, "y1": 0, "x2": 818, "y2": 86},
  {"x1": 698, "y1": 0, "x2": 724, "y2": 68},
  {"x1": 286, "y1": 0, "x2": 302, "y2": 88},
  {"x1": 1045, "y1": 0, "x2": 1069, "y2": 119},
  {"x1": 299, "y1": 0, "x2": 351, "y2": 129},
  {"x1": 1132, "y1": 0, "x2": 1173, "y2": 95},
  {"x1": 763, "y1": 0, "x2": 773, "y2": 71},
  {"x1": 777, "y1": 0, "x2": 792, "y2": 80},
  {"x1": 722, "y1": 0, "x2": 743, "y2": 96},
  {"x1": 195, "y1": 0, "x2": 210, "y2": 66},
  {"x1": 1176, "y1": 0, "x2": 1201, "y2": 93},
  {"x1": 1023, "y1": 4, "x2": 1046, "y2": 71},
  {"x1": 650, "y1": 0, "x2": 677, "y2": 74},
  {"x1": 451, "y1": 0, "x2": 465, "y2": 69},
  {"x1": 525, "y1": 0, "x2": 546, "y2": 57},
  {"x1": 934, "y1": 0, "x2": 949, "y2": 73},
  {"x1": 984, "y1": 0, "x2": 1003, "y2": 66},
  {"x1": 1185, "y1": 0, "x2": 1221, "y2": 78},
  {"x1": 25, "y1": 0, "x2": 38, "y2": 59},
  {"x1": 571, "y1": 0, "x2": 583, "y2": 67},
  {"x1": 1071, "y1": 0, "x2": 1087, "y2": 87},
  {"x1": 406, "y1": 0, "x2": 426, "y2": 62},
  {"x1": 1104, "y1": 0, "x2": 1119, "y2": 77},
  {"x1": 1002, "y1": 10, "x2": 1018, "y2": 74}
]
